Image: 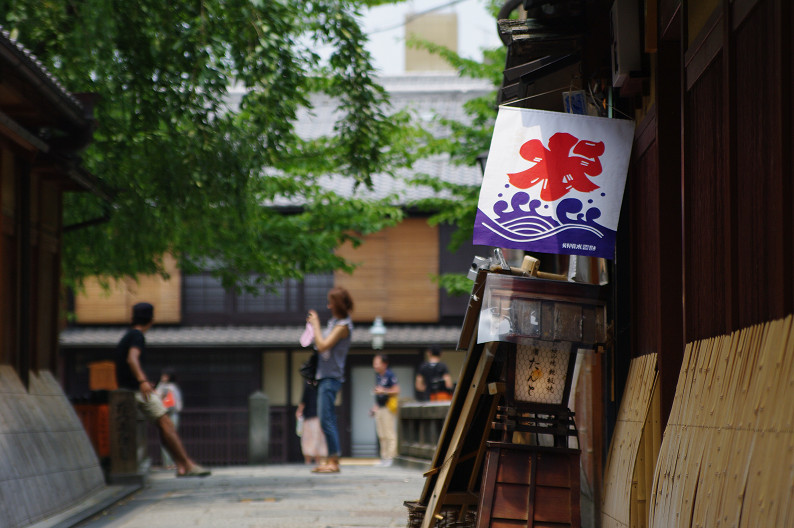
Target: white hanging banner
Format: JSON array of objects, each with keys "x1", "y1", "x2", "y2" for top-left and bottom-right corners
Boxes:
[{"x1": 473, "y1": 107, "x2": 635, "y2": 259}]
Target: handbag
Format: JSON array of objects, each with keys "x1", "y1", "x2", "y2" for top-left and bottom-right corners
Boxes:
[
  {"x1": 386, "y1": 395, "x2": 399, "y2": 414},
  {"x1": 299, "y1": 352, "x2": 318, "y2": 381}
]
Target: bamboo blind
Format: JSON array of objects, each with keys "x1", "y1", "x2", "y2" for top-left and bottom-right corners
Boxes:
[
  {"x1": 648, "y1": 315, "x2": 794, "y2": 527},
  {"x1": 602, "y1": 353, "x2": 659, "y2": 528},
  {"x1": 335, "y1": 218, "x2": 439, "y2": 323},
  {"x1": 74, "y1": 253, "x2": 181, "y2": 324}
]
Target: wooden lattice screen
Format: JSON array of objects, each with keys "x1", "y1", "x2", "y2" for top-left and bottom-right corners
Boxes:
[{"x1": 649, "y1": 315, "x2": 794, "y2": 526}]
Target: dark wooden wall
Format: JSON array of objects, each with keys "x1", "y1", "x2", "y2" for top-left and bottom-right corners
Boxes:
[
  {"x1": 682, "y1": 0, "x2": 793, "y2": 342},
  {"x1": 0, "y1": 145, "x2": 65, "y2": 382},
  {"x1": 628, "y1": 0, "x2": 792, "y2": 427},
  {"x1": 630, "y1": 112, "x2": 661, "y2": 360}
]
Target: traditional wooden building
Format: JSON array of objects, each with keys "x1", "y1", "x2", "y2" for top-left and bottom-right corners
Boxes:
[
  {"x1": 612, "y1": 1, "x2": 794, "y2": 526},
  {"x1": 486, "y1": 1, "x2": 794, "y2": 527},
  {"x1": 59, "y1": 74, "x2": 491, "y2": 465},
  {"x1": 0, "y1": 28, "x2": 113, "y2": 528},
  {"x1": 401, "y1": 1, "x2": 794, "y2": 527}
]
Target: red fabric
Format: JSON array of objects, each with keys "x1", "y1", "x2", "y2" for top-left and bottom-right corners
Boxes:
[{"x1": 162, "y1": 390, "x2": 176, "y2": 409}]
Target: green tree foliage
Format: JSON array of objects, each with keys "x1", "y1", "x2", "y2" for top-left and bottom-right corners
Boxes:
[
  {"x1": 405, "y1": 22, "x2": 506, "y2": 295},
  {"x1": 0, "y1": 0, "x2": 412, "y2": 290}
]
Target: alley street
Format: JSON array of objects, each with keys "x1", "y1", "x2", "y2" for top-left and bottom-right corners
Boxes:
[{"x1": 73, "y1": 461, "x2": 426, "y2": 528}]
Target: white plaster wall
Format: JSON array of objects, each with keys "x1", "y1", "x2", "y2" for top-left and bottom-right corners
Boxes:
[{"x1": 0, "y1": 366, "x2": 105, "y2": 528}]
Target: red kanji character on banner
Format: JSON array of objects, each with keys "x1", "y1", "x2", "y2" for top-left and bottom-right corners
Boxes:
[{"x1": 508, "y1": 132, "x2": 605, "y2": 201}]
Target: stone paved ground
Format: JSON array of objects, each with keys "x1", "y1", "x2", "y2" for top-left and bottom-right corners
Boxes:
[{"x1": 73, "y1": 461, "x2": 426, "y2": 528}]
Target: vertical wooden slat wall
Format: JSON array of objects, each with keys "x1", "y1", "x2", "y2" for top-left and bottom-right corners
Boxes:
[
  {"x1": 684, "y1": 54, "x2": 728, "y2": 342},
  {"x1": 732, "y1": 0, "x2": 789, "y2": 324},
  {"x1": 0, "y1": 142, "x2": 16, "y2": 366},
  {"x1": 630, "y1": 117, "x2": 661, "y2": 360},
  {"x1": 34, "y1": 176, "x2": 62, "y2": 372},
  {"x1": 648, "y1": 315, "x2": 794, "y2": 527},
  {"x1": 609, "y1": 0, "x2": 793, "y2": 524},
  {"x1": 601, "y1": 353, "x2": 658, "y2": 528},
  {"x1": 683, "y1": 0, "x2": 793, "y2": 342}
]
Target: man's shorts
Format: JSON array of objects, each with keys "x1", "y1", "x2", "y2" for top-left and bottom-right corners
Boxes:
[{"x1": 135, "y1": 391, "x2": 168, "y2": 420}]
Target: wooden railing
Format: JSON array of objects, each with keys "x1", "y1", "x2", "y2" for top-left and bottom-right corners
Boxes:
[{"x1": 398, "y1": 402, "x2": 451, "y2": 461}]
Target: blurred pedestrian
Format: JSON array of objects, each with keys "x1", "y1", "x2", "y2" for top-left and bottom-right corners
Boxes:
[
  {"x1": 415, "y1": 345, "x2": 453, "y2": 401},
  {"x1": 307, "y1": 287, "x2": 354, "y2": 474},
  {"x1": 115, "y1": 302, "x2": 210, "y2": 477},
  {"x1": 296, "y1": 380, "x2": 327, "y2": 464},
  {"x1": 371, "y1": 353, "x2": 399, "y2": 466},
  {"x1": 155, "y1": 368, "x2": 183, "y2": 469}
]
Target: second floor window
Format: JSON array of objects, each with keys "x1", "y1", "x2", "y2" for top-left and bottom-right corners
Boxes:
[{"x1": 182, "y1": 272, "x2": 333, "y2": 325}]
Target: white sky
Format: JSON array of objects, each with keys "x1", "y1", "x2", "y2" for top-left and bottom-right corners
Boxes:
[{"x1": 361, "y1": 0, "x2": 503, "y2": 75}]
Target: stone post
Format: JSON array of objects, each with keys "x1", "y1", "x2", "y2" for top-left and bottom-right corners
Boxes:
[
  {"x1": 109, "y1": 389, "x2": 148, "y2": 483},
  {"x1": 248, "y1": 391, "x2": 269, "y2": 464}
]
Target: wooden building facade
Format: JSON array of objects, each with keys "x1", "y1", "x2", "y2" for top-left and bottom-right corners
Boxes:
[
  {"x1": 492, "y1": 0, "x2": 794, "y2": 526},
  {"x1": 61, "y1": 216, "x2": 474, "y2": 465},
  {"x1": 628, "y1": 0, "x2": 794, "y2": 431},
  {"x1": 611, "y1": 1, "x2": 794, "y2": 526},
  {"x1": 0, "y1": 30, "x2": 110, "y2": 528}
]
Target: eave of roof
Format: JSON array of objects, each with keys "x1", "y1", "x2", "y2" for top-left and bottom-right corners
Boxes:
[
  {"x1": 0, "y1": 26, "x2": 87, "y2": 128},
  {"x1": 59, "y1": 325, "x2": 464, "y2": 349}
]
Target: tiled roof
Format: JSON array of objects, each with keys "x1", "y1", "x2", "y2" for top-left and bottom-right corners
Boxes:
[
  {"x1": 290, "y1": 155, "x2": 482, "y2": 204},
  {"x1": 291, "y1": 73, "x2": 494, "y2": 140},
  {"x1": 253, "y1": 73, "x2": 494, "y2": 205},
  {"x1": 59, "y1": 324, "x2": 463, "y2": 349},
  {"x1": 0, "y1": 26, "x2": 86, "y2": 119}
]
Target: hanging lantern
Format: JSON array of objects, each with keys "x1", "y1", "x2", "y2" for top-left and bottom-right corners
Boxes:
[{"x1": 369, "y1": 316, "x2": 387, "y2": 350}]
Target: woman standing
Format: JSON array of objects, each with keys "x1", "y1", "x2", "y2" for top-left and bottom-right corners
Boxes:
[{"x1": 307, "y1": 287, "x2": 354, "y2": 473}]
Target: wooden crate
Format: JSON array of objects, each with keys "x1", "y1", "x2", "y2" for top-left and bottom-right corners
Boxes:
[
  {"x1": 477, "y1": 442, "x2": 581, "y2": 528},
  {"x1": 88, "y1": 360, "x2": 118, "y2": 391}
]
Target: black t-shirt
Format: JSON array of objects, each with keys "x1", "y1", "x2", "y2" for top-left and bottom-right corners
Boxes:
[
  {"x1": 418, "y1": 361, "x2": 450, "y2": 397},
  {"x1": 301, "y1": 382, "x2": 319, "y2": 418},
  {"x1": 116, "y1": 328, "x2": 146, "y2": 390}
]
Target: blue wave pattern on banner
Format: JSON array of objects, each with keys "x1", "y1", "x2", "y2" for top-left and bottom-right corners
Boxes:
[{"x1": 474, "y1": 192, "x2": 616, "y2": 259}]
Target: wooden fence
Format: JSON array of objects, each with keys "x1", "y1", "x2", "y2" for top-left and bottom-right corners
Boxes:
[
  {"x1": 146, "y1": 405, "x2": 290, "y2": 466},
  {"x1": 398, "y1": 402, "x2": 451, "y2": 461}
]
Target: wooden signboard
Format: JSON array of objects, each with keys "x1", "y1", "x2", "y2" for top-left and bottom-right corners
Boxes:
[{"x1": 408, "y1": 269, "x2": 604, "y2": 528}]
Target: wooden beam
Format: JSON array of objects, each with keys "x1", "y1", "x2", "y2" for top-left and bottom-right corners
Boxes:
[{"x1": 420, "y1": 342, "x2": 496, "y2": 528}]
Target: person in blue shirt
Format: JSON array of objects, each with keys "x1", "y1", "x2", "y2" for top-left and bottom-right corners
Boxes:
[{"x1": 370, "y1": 353, "x2": 400, "y2": 467}]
